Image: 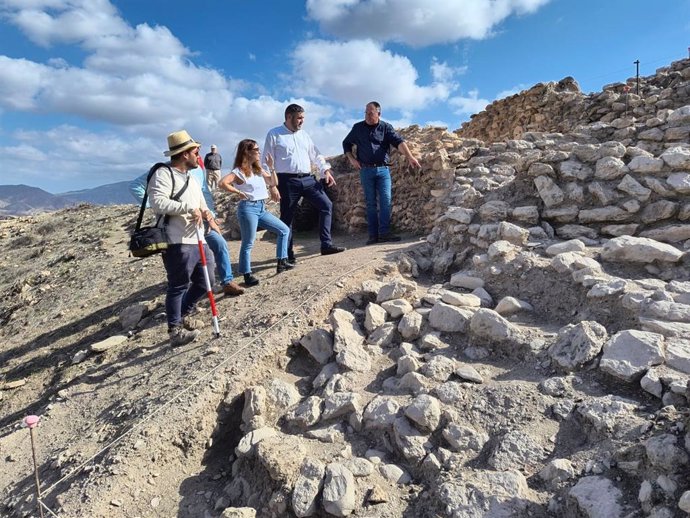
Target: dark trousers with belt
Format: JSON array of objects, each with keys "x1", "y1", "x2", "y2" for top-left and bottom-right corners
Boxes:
[{"x1": 277, "y1": 173, "x2": 333, "y2": 257}]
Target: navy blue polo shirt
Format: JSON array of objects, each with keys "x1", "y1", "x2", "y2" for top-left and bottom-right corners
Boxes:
[{"x1": 342, "y1": 120, "x2": 404, "y2": 166}]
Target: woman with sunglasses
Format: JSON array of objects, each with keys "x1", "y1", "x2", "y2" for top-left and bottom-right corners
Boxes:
[{"x1": 219, "y1": 139, "x2": 293, "y2": 286}]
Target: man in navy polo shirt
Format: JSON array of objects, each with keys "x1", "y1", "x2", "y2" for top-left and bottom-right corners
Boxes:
[{"x1": 343, "y1": 101, "x2": 421, "y2": 245}]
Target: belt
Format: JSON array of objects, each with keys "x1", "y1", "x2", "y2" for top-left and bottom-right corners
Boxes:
[
  {"x1": 361, "y1": 163, "x2": 388, "y2": 168},
  {"x1": 277, "y1": 172, "x2": 312, "y2": 178}
]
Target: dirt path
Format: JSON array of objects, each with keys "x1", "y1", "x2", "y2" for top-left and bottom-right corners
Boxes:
[{"x1": 0, "y1": 205, "x2": 420, "y2": 517}]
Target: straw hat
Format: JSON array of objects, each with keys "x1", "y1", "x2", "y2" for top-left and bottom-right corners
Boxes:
[{"x1": 164, "y1": 130, "x2": 201, "y2": 157}]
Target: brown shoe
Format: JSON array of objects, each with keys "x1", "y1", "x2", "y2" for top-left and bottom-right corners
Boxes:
[{"x1": 223, "y1": 281, "x2": 245, "y2": 296}]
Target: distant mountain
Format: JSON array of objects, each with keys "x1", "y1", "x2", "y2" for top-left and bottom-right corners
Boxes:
[
  {"x1": 0, "y1": 184, "x2": 72, "y2": 216},
  {"x1": 0, "y1": 182, "x2": 134, "y2": 216},
  {"x1": 59, "y1": 181, "x2": 133, "y2": 206}
]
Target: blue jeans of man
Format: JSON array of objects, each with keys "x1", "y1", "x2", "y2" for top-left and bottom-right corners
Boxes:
[
  {"x1": 162, "y1": 243, "x2": 215, "y2": 330},
  {"x1": 237, "y1": 199, "x2": 290, "y2": 274},
  {"x1": 277, "y1": 174, "x2": 333, "y2": 256},
  {"x1": 360, "y1": 166, "x2": 392, "y2": 238},
  {"x1": 204, "y1": 226, "x2": 234, "y2": 285}
]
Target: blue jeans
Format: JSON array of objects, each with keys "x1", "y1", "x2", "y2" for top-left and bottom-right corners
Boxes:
[
  {"x1": 360, "y1": 166, "x2": 392, "y2": 238},
  {"x1": 277, "y1": 174, "x2": 333, "y2": 256},
  {"x1": 237, "y1": 199, "x2": 290, "y2": 274},
  {"x1": 162, "y1": 243, "x2": 215, "y2": 329},
  {"x1": 205, "y1": 226, "x2": 234, "y2": 285}
]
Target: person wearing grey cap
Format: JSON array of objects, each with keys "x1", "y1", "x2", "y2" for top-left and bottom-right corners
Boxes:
[{"x1": 204, "y1": 144, "x2": 223, "y2": 189}]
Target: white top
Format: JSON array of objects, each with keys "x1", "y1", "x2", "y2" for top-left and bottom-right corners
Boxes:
[
  {"x1": 232, "y1": 167, "x2": 269, "y2": 201},
  {"x1": 262, "y1": 123, "x2": 331, "y2": 179}
]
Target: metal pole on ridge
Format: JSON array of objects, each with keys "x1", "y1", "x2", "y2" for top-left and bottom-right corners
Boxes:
[{"x1": 195, "y1": 225, "x2": 221, "y2": 338}]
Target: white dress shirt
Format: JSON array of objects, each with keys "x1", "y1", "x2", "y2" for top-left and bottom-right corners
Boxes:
[{"x1": 262, "y1": 123, "x2": 331, "y2": 179}]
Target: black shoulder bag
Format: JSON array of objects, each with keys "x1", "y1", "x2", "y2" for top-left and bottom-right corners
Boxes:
[{"x1": 129, "y1": 163, "x2": 190, "y2": 258}]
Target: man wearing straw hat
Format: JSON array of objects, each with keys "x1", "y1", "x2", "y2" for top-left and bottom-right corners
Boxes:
[{"x1": 149, "y1": 130, "x2": 216, "y2": 347}]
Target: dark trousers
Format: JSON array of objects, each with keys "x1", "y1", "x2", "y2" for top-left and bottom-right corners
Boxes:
[
  {"x1": 162, "y1": 243, "x2": 215, "y2": 330},
  {"x1": 277, "y1": 174, "x2": 333, "y2": 256}
]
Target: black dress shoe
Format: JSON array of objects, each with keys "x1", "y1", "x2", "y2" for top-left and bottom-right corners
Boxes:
[
  {"x1": 286, "y1": 254, "x2": 297, "y2": 266},
  {"x1": 366, "y1": 236, "x2": 378, "y2": 245},
  {"x1": 243, "y1": 273, "x2": 260, "y2": 286},
  {"x1": 378, "y1": 234, "x2": 401, "y2": 242},
  {"x1": 276, "y1": 258, "x2": 295, "y2": 273},
  {"x1": 321, "y1": 245, "x2": 346, "y2": 255}
]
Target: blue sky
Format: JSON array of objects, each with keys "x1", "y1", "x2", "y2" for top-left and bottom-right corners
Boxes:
[{"x1": 1, "y1": 0, "x2": 689, "y2": 193}]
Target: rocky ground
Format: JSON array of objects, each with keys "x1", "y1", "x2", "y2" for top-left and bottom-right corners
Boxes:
[
  {"x1": 0, "y1": 203, "x2": 428, "y2": 517},
  {"x1": 1, "y1": 199, "x2": 689, "y2": 518}
]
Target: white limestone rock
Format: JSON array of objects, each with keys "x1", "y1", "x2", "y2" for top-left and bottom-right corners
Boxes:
[
  {"x1": 534, "y1": 175, "x2": 565, "y2": 207},
  {"x1": 645, "y1": 434, "x2": 689, "y2": 471},
  {"x1": 488, "y1": 429, "x2": 551, "y2": 471},
  {"x1": 366, "y1": 322, "x2": 398, "y2": 348},
  {"x1": 449, "y1": 272, "x2": 484, "y2": 289},
  {"x1": 440, "y1": 290, "x2": 482, "y2": 308},
  {"x1": 595, "y1": 156, "x2": 627, "y2": 180},
  {"x1": 494, "y1": 296, "x2": 533, "y2": 315},
  {"x1": 545, "y1": 239, "x2": 585, "y2": 256},
  {"x1": 417, "y1": 332, "x2": 449, "y2": 351},
  {"x1": 364, "y1": 303, "x2": 387, "y2": 332},
  {"x1": 393, "y1": 416, "x2": 432, "y2": 461},
  {"x1": 322, "y1": 392, "x2": 359, "y2": 421},
  {"x1": 551, "y1": 251, "x2": 601, "y2": 274},
  {"x1": 363, "y1": 396, "x2": 400, "y2": 429},
  {"x1": 235, "y1": 427, "x2": 278, "y2": 456},
  {"x1": 428, "y1": 302, "x2": 473, "y2": 333},
  {"x1": 404, "y1": 394, "x2": 441, "y2": 432},
  {"x1": 601, "y1": 235, "x2": 683, "y2": 263},
  {"x1": 376, "y1": 279, "x2": 417, "y2": 303},
  {"x1": 442, "y1": 423, "x2": 489, "y2": 453},
  {"x1": 567, "y1": 476, "x2": 624, "y2": 518},
  {"x1": 599, "y1": 330, "x2": 665, "y2": 381},
  {"x1": 420, "y1": 355, "x2": 457, "y2": 382},
  {"x1": 469, "y1": 308, "x2": 517, "y2": 343},
  {"x1": 435, "y1": 470, "x2": 535, "y2": 518},
  {"x1": 455, "y1": 364, "x2": 483, "y2": 383},
  {"x1": 300, "y1": 328, "x2": 334, "y2": 365},
  {"x1": 380, "y1": 298, "x2": 413, "y2": 318},
  {"x1": 539, "y1": 458, "x2": 576, "y2": 484},
  {"x1": 285, "y1": 396, "x2": 323, "y2": 429},
  {"x1": 330, "y1": 308, "x2": 371, "y2": 372},
  {"x1": 292, "y1": 458, "x2": 325, "y2": 518},
  {"x1": 661, "y1": 146, "x2": 690, "y2": 169},
  {"x1": 666, "y1": 338, "x2": 690, "y2": 373},
  {"x1": 398, "y1": 310, "x2": 423, "y2": 340},
  {"x1": 322, "y1": 463, "x2": 356, "y2": 517}
]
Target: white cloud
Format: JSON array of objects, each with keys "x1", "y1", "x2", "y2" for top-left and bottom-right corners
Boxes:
[
  {"x1": 292, "y1": 39, "x2": 453, "y2": 110},
  {"x1": 0, "y1": 0, "x2": 480, "y2": 192},
  {"x1": 449, "y1": 89, "x2": 490, "y2": 115},
  {"x1": 431, "y1": 58, "x2": 466, "y2": 83},
  {"x1": 495, "y1": 84, "x2": 530, "y2": 99},
  {"x1": 306, "y1": 0, "x2": 551, "y2": 47},
  {"x1": 9, "y1": 0, "x2": 129, "y2": 47}
]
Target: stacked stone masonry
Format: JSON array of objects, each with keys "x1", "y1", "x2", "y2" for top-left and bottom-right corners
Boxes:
[{"x1": 330, "y1": 58, "x2": 690, "y2": 248}]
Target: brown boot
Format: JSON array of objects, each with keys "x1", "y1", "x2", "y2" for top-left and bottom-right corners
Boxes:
[{"x1": 223, "y1": 281, "x2": 245, "y2": 296}]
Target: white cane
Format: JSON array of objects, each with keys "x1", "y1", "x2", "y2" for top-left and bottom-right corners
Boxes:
[{"x1": 195, "y1": 225, "x2": 221, "y2": 338}]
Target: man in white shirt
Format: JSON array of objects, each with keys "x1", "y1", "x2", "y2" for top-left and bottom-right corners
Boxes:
[{"x1": 262, "y1": 104, "x2": 345, "y2": 263}]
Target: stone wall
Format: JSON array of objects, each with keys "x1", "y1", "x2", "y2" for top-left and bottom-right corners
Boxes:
[
  {"x1": 328, "y1": 58, "x2": 690, "y2": 247},
  {"x1": 455, "y1": 58, "x2": 690, "y2": 144},
  {"x1": 329, "y1": 127, "x2": 482, "y2": 235}
]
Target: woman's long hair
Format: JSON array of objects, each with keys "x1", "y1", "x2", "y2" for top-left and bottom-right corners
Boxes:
[{"x1": 233, "y1": 139, "x2": 262, "y2": 176}]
